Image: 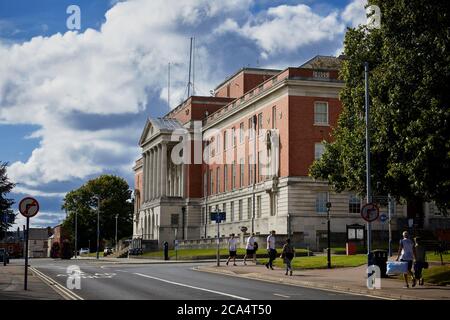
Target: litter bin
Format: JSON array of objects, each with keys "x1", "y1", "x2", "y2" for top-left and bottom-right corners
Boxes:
[{"x1": 370, "y1": 249, "x2": 388, "y2": 278}]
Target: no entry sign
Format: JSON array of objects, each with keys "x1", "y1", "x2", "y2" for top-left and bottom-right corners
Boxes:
[
  {"x1": 19, "y1": 197, "x2": 40, "y2": 218},
  {"x1": 18, "y1": 196, "x2": 39, "y2": 291},
  {"x1": 361, "y1": 203, "x2": 379, "y2": 222}
]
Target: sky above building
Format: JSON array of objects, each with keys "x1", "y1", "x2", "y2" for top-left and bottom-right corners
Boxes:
[{"x1": 0, "y1": 0, "x2": 367, "y2": 228}]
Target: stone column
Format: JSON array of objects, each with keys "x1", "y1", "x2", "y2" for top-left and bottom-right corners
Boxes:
[
  {"x1": 150, "y1": 148, "x2": 155, "y2": 199},
  {"x1": 161, "y1": 142, "x2": 167, "y2": 197},
  {"x1": 152, "y1": 147, "x2": 157, "y2": 199},
  {"x1": 156, "y1": 144, "x2": 160, "y2": 198},
  {"x1": 147, "y1": 150, "x2": 151, "y2": 201},
  {"x1": 142, "y1": 152, "x2": 147, "y2": 202}
]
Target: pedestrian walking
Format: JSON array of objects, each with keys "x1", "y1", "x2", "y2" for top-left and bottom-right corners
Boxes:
[
  {"x1": 265, "y1": 230, "x2": 276, "y2": 270},
  {"x1": 281, "y1": 238, "x2": 295, "y2": 276},
  {"x1": 243, "y1": 233, "x2": 256, "y2": 265},
  {"x1": 253, "y1": 241, "x2": 259, "y2": 264},
  {"x1": 396, "y1": 231, "x2": 416, "y2": 288},
  {"x1": 414, "y1": 237, "x2": 427, "y2": 286},
  {"x1": 226, "y1": 233, "x2": 238, "y2": 266}
]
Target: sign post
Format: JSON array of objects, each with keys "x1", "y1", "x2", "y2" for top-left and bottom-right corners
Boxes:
[
  {"x1": 18, "y1": 197, "x2": 39, "y2": 290},
  {"x1": 210, "y1": 209, "x2": 226, "y2": 267}
]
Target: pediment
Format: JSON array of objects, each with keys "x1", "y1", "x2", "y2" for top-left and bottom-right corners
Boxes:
[{"x1": 139, "y1": 117, "x2": 184, "y2": 146}]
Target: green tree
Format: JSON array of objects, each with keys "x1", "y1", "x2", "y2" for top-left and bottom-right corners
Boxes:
[
  {"x1": 310, "y1": 0, "x2": 450, "y2": 213},
  {"x1": 0, "y1": 162, "x2": 16, "y2": 239},
  {"x1": 61, "y1": 175, "x2": 133, "y2": 250}
]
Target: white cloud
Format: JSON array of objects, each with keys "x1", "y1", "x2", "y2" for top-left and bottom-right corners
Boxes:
[
  {"x1": 341, "y1": 0, "x2": 368, "y2": 28},
  {"x1": 1, "y1": 0, "x2": 365, "y2": 205},
  {"x1": 214, "y1": 4, "x2": 345, "y2": 59},
  {"x1": 1, "y1": 0, "x2": 252, "y2": 189}
]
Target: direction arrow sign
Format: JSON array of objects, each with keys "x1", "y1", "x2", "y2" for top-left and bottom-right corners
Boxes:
[
  {"x1": 19, "y1": 197, "x2": 39, "y2": 218},
  {"x1": 380, "y1": 214, "x2": 388, "y2": 223},
  {"x1": 361, "y1": 202, "x2": 379, "y2": 222}
]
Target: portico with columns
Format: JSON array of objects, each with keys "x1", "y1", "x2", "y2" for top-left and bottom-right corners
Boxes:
[{"x1": 134, "y1": 117, "x2": 198, "y2": 247}]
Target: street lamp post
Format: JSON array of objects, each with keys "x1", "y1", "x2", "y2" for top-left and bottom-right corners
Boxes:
[
  {"x1": 74, "y1": 211, "x2": 77, "y2": 259},
  {"x1": 364, "y1": 62, "x2": 373, "y2": 263},
  {"x1": 93, "y1": 196, "x2": 100, "y2": 260},
  {"x1": 115, "y1": 214, "x2": 119, "y2": 252},
  {"x1": 326, "y1": 202, "x2": 332, "y2": 269}
]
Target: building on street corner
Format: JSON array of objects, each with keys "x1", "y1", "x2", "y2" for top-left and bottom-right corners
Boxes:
[{"x1": 132, "y1": 55, "x2": 450, "y2": 251}]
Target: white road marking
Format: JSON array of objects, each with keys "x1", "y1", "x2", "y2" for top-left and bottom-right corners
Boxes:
[
  {"x1": 133, "y1": 272, "x2": 250, "y2": 300},
  {"x1": 273, "y1": 293, "x2": 291, "y2": 298},
  {"x1": 115, "y1": 270, "x2": 129, "y2": 273},
  {"x1": 30, "y1": 267, "x2": 84, "y2": 300}
]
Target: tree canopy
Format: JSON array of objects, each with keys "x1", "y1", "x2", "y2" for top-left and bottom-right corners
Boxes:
[
  {"x1": 0, "y1": 162, "x2": 16, "y2": 238},
  {"x1": 61, "y1": 174, "x2": 133, "y2": 249},
  {"x1": 310, "y1": 0, "x2": 450, "y2": 213}
]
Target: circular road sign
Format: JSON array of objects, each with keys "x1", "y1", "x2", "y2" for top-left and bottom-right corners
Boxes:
[
  {"x1": 361, "y1": 202, "x2": 379, "y2": 222},
  {"x1": 19, "y1": 197, "x2": 40, "y2": 218},
  {"x1": 380, "y1": 214, "x2": 388, "y2": 223}
]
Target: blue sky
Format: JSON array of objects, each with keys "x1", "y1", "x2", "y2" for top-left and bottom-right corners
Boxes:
[{"x1": 0, "y1": 0, "x2": 367, "y2": 228}]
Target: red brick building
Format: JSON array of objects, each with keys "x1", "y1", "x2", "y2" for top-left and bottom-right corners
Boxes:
[{"x1": 133, "y1": 55, "x2": 435, "y2": 250}]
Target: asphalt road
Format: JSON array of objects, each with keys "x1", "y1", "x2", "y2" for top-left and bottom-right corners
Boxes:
[{"x1": 27, "y1": 259, "x2": 377, "y2": 300}]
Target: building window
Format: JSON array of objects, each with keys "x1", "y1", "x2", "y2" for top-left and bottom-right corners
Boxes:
[
  {"x1": 258, "y1": 151, "x2": 264, "y2": 181},
  {"x1": 239, "y1": 158, "x2": 244, "y2": 188},
  {"x1": 232, "y1": 161, "x2": 236, "y2": 189},
  {"x1": 216, "y1": 167, "x2": 220, "y2": 194},
  {"x1": 224, "y1": 165, "x2": 228, "y2": 192},
  {"x1": 314, "y1": 143, "x2": 325, "y2": 160},
  {"x1": 239, "y1": 122, "x2": 244, "y2": 144},
  {"x1": 270, "y1": 193, "x2": 277, "y2": 216},
  {"x1": 257, "y1": 113, "x2": 263, "y2": 134},
  {"x1": 349, "y1": 194, "x2": 361, "y2": 214},
  {"x1": 231, "y1": 127, "x2": 236, "y2": 147},
  {"x1": 230, "y1": 201, "x2": 234, "y2": 222},
  {"x1": 223, "y1": 130, "x2": 228, "y2": 151},
  {"x1": 247, "y1": 198, "x2": 252, "y2": 219},
  {"x1": 209, "y1": 206, "x2": 213, "y2": 224},
  {"x1": 248, "y1": 155, "x2": 254, "y2": 185},
  {"x1": 249, "y1": 118, "x2": 254, "y2": 139},
  {"x1": 238, "y1": 200, "x2": 243, "y2": 221},
  {"x1": 257, "y1": 196, "x2": 262, "y2": 218},
  {"x1": 316, "y1": 192, "x2": 329, "y2": 213},
  {"x1": 272, "y1": 106, "x2": 277, "y2": 129},
  {"x1": 216, "y1": 134, "x2": 220, "y2": 153},
  {"x1": 201, "y1": 207, "x2": 205, "y2": 225},
  {"x1": 171, "y1": 214, "x2": 179, "y2": 225},
  {"x1": 209, "y1": 169, "x2": 213, "y2": 195},
  {"x1": 314, "y1": 102, "x2": 328, "y2": 125}
]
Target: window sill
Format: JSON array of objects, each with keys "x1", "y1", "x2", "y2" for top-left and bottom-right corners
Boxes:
[{"x1": 313, "y1": 123, "x2": 330, "y2": 127}]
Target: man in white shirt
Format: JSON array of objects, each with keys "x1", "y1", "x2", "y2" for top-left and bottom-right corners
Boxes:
[
  {"x1": 265, "y1": 230, "x2": 276, "y2": 270},
  {"x1": 396, "y1": 231, "x2": 416, "y2": 288},
  {"x1": 226, "y1": 234, "x2": 238, "y2": 266},
  {"x1": 243, "y1": 233, "x2": 256, "y2": 265}
]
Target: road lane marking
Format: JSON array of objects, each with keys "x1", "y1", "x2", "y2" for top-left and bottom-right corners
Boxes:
[
  {"x1": 30, "y1": 267, "x2": 84, "y2": 300},
  {"x1": 273, "y1": 293, "x2": 290, "y2": 298},
  {"x1": 192, "y1": 267, "x2": 395, "y2": 300},
  {"x1": 133, "y1": 273, "x2": 250, "y2": 300},
  {"x1": 115, "y1": 270, "x2": 129, "y2": 273}
]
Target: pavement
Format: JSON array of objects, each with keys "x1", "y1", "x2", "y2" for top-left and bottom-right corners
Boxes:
[
  {"x1": 196, "y1": 263, "x2": 450, "y2": 300},
  {"x1": 0, "y1": 262, "x2": 63, "y2": 300},
  {"x1": 7, "y1": 258, "x2": 379, "y2": 300}
]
